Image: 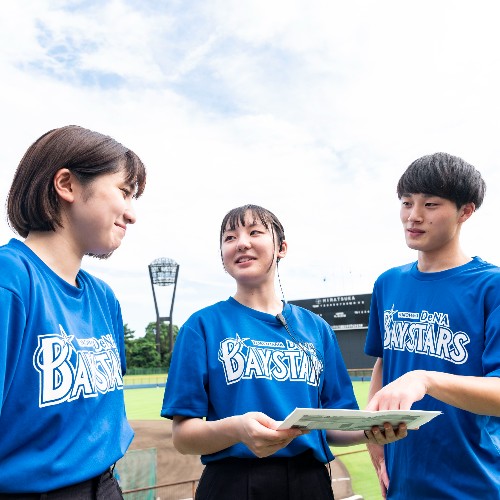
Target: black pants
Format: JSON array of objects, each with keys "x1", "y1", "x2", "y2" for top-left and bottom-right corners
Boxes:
[
  {"x1": 195, "y1": 450, "x2": 335, "y2": 500},
  {"x1": 0, "y1": 469, "x2": 123, "y2": 500}
]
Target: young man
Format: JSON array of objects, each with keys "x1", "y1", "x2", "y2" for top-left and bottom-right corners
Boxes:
[{"x1": 364, "y1": 152, "x2": 500, "y2": 499}]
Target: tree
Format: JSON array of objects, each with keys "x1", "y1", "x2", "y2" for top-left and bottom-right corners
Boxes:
[
  {"x1": 144, "y1": 321, "x2": 179, "y2": 369},
  {"x1": 123, "y1": 323, "x2": 136, "y2": 368},
  {"x1": 127, "y1": 336, "x2": 161, "y2": 368},
  {"x1": 123, "y1": 321, "x2": 179, "y2": 371}
]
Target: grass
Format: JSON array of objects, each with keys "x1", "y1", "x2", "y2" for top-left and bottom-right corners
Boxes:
[
  {"x1": 330, "y1": 381, "x2": 382, "y2": 500},
  {"x1": 124, "y1": 378, "x2": 382, "y2": 499},
  {"x1": 124, "y1": 386, "x2": 165, "y2": 420},
  {"x1": 336, "y1": 450, "x2": 382, "y2": 500}
]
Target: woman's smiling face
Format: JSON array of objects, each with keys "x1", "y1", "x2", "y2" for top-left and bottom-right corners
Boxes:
[{"x1": 221, "y1": 210, "x2": 283, "y2": 287}]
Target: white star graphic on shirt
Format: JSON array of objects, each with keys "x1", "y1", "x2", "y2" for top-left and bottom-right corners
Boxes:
[
  {"x1": 58, "y1": 325, "x2": 76, "y2": 351},
  {"x1": 234, "y1": 333, "x2": 250, "y2": 348}
]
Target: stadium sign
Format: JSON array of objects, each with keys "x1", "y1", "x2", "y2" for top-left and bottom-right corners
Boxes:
[{"x1": 290, "y1": 293, "x2": 371, "y2": 330}]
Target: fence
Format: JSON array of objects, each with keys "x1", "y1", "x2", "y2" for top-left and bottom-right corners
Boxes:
[
  {"x1": 124, "y1": 374, "x2": 167, "y2": 388},
  {"x1": 123, "y1": 479, "x2": 199, "y2": 500},
  {"x1": 347, "y1": 368, "x2": 373, "y2": 381},
  {"x1": 117, "y1": 448, "x2": 157, "y2": 499},
  {"x1": 126, "y1": 368, "x2": 168, "y2": 376},
  {"x1": 122, "y1": 451, "x2": 370, "y2": 500},
  {"x1": 124, "y1": 369, "x2": 373, "y2": 390},
  {"x1": 121, "y1": 369, "x2": 374, "y2": 499}
]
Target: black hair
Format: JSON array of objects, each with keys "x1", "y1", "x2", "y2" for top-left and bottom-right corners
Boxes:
[
  {"x1": 220, "y1": 204, "x2": 285, "y2": 246},
  {"x1": 219, "y1": 204, "x2": 285, "y2": 266},
  {"x1": 7, "y1": 125, "x2": 146, "y2": 237},
  {"x1": 397, "y1": 152, "x2": 485, "y2": 209}
]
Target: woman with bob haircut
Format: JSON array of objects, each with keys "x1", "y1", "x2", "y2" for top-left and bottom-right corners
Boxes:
[
  {"x1": 0, "y1": 125, "x2": 146, "y2": 498},
  {"x1": 161, "y1": 204, "x2": 407, "y2": 500}
]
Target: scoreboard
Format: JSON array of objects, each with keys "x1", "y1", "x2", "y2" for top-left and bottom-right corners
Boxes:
[
  {"x1": 289, "y1": 294, "x2": 373, "y2": 368},
  {"x1": 289, "y1": 294, "x2": 371, "y2": 330}
]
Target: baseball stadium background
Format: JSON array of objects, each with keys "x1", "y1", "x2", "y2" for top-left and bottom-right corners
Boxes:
[{"x1": 117, "y1": 293, "x2": 382, "y2": 500}]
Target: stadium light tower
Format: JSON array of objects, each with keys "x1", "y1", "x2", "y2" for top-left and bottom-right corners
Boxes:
[{"x1": 148, "y1": 257, "x2": 180, "y2": 354}]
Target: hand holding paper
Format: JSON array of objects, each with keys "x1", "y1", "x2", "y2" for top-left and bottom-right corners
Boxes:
[{"x1": 277, "y1": 408, "x2": 441, "y2": 431}]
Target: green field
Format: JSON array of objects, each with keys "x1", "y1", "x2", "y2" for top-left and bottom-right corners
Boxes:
[{"x1": 124, "y1": 379, "x2": 382, "y2": 500}]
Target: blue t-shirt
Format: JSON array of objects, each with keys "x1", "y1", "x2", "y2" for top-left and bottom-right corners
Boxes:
[
  {"x1": 365, "y1": 257, "x2": 500, "y2": 500},
  {"x1": 161, "y1": 297, "x2": 358, "y2": 464},
  {"x1": 0, "y1": 239, "x2": 133, "y2": 493}
]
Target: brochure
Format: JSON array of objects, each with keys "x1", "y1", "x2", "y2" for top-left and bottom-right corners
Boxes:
[{"x1": 276, "y1": 408, "x2": 442, "y2": 431}]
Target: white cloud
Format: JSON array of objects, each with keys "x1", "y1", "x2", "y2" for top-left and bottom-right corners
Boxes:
[{"x1": 1, "y1": 0, "x2": 500, "y2": 335}]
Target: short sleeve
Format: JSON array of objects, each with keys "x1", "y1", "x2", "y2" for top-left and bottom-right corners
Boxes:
[
  {"x1": 483, "y1": 301, "x2": 500, "y2": 378},
  {"x1": 0, "y1": 288, "x2": 27, "y2": 415},
  {"x1": 364, "y1": 283, "x2": 383, "y2": 358},
  {"x1": 161, "y1": 323, "x2": 209, "y2": 419},
  {"x1": 320, "y1": 325, "x2": 359, "y2": 411}
]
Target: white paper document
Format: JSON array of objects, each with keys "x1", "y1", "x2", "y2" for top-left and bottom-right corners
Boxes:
[{"x1": 277, "y1": 408, "x2": 442, "y2": 431}]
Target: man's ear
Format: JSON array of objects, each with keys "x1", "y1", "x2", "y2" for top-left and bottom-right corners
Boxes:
[
  {"x1": 53, "y1": 168, "x2": 75, "y2": 203},
  {"x1": 459, "y1": 202, "x2": 475, "y2": 223}
]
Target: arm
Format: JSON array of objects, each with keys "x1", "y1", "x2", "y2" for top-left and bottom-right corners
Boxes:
[
  {"x1": 323, "y1": 318, "x2": 406, "y2": 447},
  {"x1": 172, "y1": 412, "x2": 307, "y2": 458},
  {"x1": 0, "y1": 288, "x2": 27, "y2": 416},
  {"x1": 326, "y1": 423, "x2": 406, "y2": 447},
  {"x1": 366, "y1": 369, "x2": 500, "y2": 416},
  {"x1": 365, "y1": 357, "x2": 390, "y2": 499},
  {"x1": 326, "y1": 358, "x2": 406, "y2": 446}
]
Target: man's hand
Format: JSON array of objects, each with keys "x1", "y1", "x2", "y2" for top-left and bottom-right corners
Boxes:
[
  {"x1": 366, "y1": 370, "x2": 428, "y2": 411},
  {"x1": 367, "y1": 443, "x2": 389, "y2": 498},
  {"x1": 365, "y1": 422, "x2": 407, "y2": 445}
]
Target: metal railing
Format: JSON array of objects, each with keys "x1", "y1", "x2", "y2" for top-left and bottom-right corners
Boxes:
[
  {"x1": 123, "y1": 478, "x2": 199, "y2": 500},
  {"x1": 122, "y1": 450, "x2": 372, "y2": 500},
  {"x1": 346, "y1": 368, "x2": 373, "y2": 381}
]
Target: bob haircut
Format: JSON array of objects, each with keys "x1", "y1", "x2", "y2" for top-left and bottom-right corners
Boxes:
[
  {"x1": 397, "y1": 152, "x2": 486, "y2": 210},
  {"x1": 7, "y1": 125, "x2": 146, "y2": 238}
]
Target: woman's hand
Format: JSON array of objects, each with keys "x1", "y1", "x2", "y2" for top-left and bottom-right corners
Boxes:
[{"x1": 237, "y1": 412, "x2": 308, "y2": 458}]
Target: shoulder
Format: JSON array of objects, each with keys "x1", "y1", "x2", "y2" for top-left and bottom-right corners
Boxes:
[
  {"x1": 463, "y1": 257, "x2": 500, "y2": 293},
  {"x1": 184, "y1": 300, "x2": 231, "y2": 326},
  {"x1": 78, "y1": 268, "x2": 121, "y2": 314},
  {"x1": 468, "y1": 256, "x2": 500, "y2": 275},
  {"x1": 286, "y1": 304, "x2": 344, "y2": 350},
  {"x1": 287, "y1": 303, "x2": 332, "y2": 332},
  {"x1": 288, "y1": 303, "x2": 322, "y2": 321},
  {"x1": 0, "y1": 239, "x2": 30, "y2": 267},
  {"x1": 446, "y1": 257, "x2": 500, "y2": 289},
  {"x1": 370, "y1": 263, "x2": 415, "y2": 292},
  {"x1": 78, "y1": 268, "x2": 116, "y2": 296},
  {"x1": 376, "y1": 262, "x2": 414, "y2": 281},
  {"x1": 0, "y1": 239, "x2": 34, "y2": 294}
]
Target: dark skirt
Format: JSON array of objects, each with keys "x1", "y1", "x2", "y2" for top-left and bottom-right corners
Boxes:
[{"x1": 196, "y1": 450, "x2": 335, "y2": 500}]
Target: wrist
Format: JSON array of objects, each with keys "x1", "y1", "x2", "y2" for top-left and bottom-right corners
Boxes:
[{"x1": 412, "y1": 369, "x2": 432, "y2": 394}]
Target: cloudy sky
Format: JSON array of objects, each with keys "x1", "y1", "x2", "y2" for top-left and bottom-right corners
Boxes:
[{"x1": 1, "y1": 0, "x2": 500, "y2": 336}]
